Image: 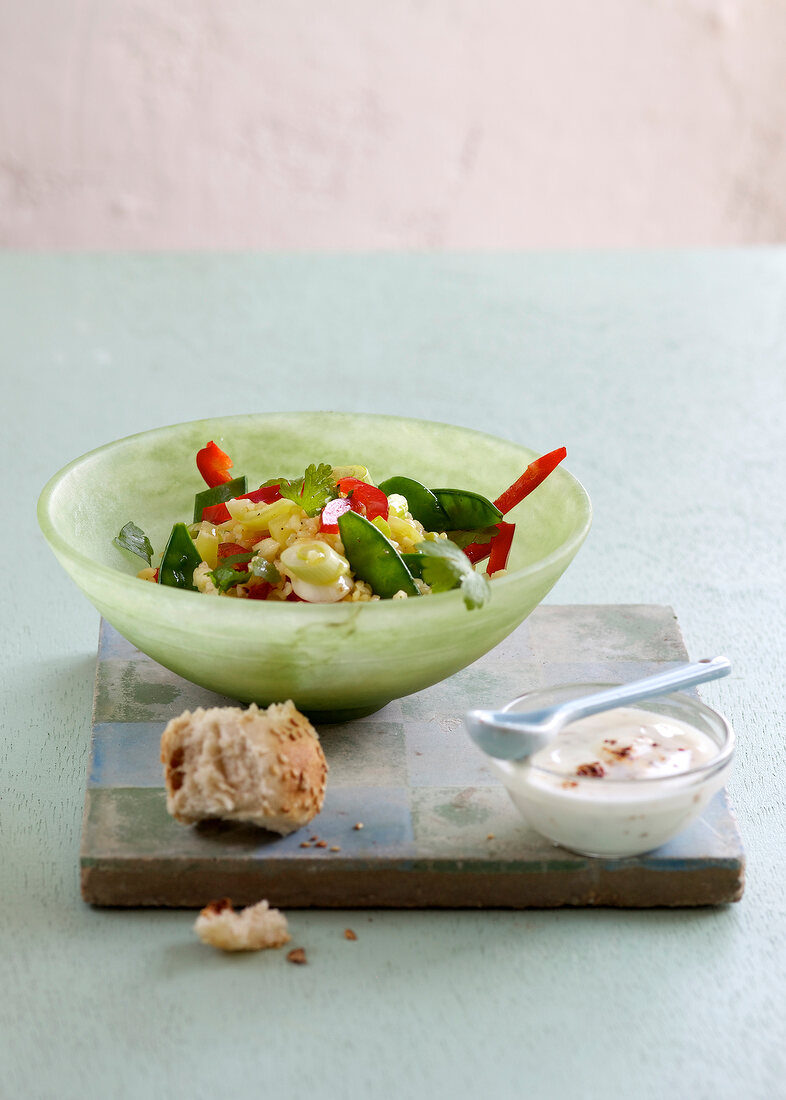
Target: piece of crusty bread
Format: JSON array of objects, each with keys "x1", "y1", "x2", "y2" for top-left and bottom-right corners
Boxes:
[
  {"x1": 194, "y1": 898, "x2": 290, "y2": 952},
  {"x1": 160, "y1": 701, "x2": 327, "y2": 834}
]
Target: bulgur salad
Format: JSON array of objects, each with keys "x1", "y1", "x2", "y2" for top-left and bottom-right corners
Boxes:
[{"x1": 113, "y1": 441, "x2": 567, "y2": 611}]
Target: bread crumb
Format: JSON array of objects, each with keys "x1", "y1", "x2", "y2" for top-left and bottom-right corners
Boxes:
[
  {"x1": 160, "y1": 701, "x2": 328, "y2": 834},
  {"x1": 353, "y1": 822, "x2": 364, "y2": 830},
  {"x1": 315, "y1": 840, "x2": 328, "y2": 848},
  {"x1": 344, "y1": 928, "x2": 357, "y2": 941},
  {"x1": 287, "y1": 947, "x2": 307, "y2": 965},
  {"x1": 486, "y1": 833, "x2": 495, "y2": 840},
  {"x1": 330, "y1": 846, "x2": 341, "y2": 852},
  {"x1": 194, "y1": 898, "x2": 290, "y2": 953}
]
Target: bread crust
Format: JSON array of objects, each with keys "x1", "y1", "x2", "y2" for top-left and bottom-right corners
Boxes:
[{"x1": 160, "y1": 701, "x2": 328, "y2": 834}]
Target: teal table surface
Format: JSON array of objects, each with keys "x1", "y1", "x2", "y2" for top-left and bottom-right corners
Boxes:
[{"x1": 4, "y1": 251, "x2": 785, "y2": 1099}]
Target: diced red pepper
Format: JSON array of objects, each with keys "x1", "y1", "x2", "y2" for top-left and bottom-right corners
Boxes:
[
  {"x1": 286, "y1": 590, "x2": 306, "y2": 602},
  {"x1": 494, "y1": 447, "x2": 567, "y2": 515},
  {"x1": 337, "y1": 477, "x2": 389, "y2": 522},
  {"x1": 247, "y1": 582, "x2": 272, "y2": 600},
  {"x1": 486, "y1": 521, "x2": 515, "y2": 574},
  {"x1": 152, "y1": 568, "x2": 159, "y2": 582},
  {"x1": 320, "y1": 496, "x2": 353, "y2": 533},
  {"x1": 243, "y1": 485, "x2": 282, "y2": 505},
  {"x1": 217, "y1": 542, "x2": 248, "y2": 557},
  {"x1": 464, "y1": 533, "x2": 495, "y2": 564},
  {"x1": 202, "y1": 502, "x2": 232, "y2": 525},
  {"x1": 463, "y1": 522, "x2": 510, "y2": 566},
  {"x1": 196, "y1": 441, "x2": 234, "y2": 488},
  {"x1": 217, "y1": 542, "x2": 251, "y2": 572},
  {"x1": 463, "y1": 544, "x2": 491, "y2": 564},
  {"x1": 201, "y1": 484, "x2": 282, "y2": 525}
]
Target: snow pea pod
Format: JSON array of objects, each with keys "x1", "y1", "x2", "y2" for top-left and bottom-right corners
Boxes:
[
  {"x1": 193, "y1": 476, "x2": 248, "y2": 522},
  {"x1": 401, "y1": 553, "x2": 425, "y2": 579},
  {"x1": 377, "y1": 476, "x2": 449, "y2": 531},
  {"x1": 431, "y1": 489, "x2": 502, "y2": 530},
  {"x1": 158, "y1": 523, "x2": 202, "y2": 590},
  {"x1": 337, "y1": 511, "x2": 419, "y2": 599}
]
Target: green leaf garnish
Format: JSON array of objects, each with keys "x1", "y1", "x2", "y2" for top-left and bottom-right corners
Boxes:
[
  {"x1": 413, "y1": 539, "x2": 491, "y2": 610},
  {"x1": 113, "y1": 521, "x2": 153, "y2": 566},
  {"x1": 278, "y1": 463, "x2": 337, "y2": 517},
  {"x1": 249, "y1": 557, "x2": 281, "y2": 585},
  {"x1": 220, "y1": 552, "x2": 254, "y2": 567},
  {"x1": 209, "y1": 553, "x2": 281, "y2": 593},
  {"x1": 209, "y1": 551, "x2": 251, "y2": 592},
  {"x1": 210, "y1": 566, "x2": 250, "y2": 593}
]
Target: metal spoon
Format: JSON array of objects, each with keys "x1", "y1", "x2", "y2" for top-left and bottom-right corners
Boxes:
[{"x1": 465, "y1": 656, "x2": 731, "y2": 762}]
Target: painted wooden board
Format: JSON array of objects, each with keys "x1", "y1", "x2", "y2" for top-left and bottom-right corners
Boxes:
[{"x1": 81, "y1": 605, "x2": 745, "y2": 908}]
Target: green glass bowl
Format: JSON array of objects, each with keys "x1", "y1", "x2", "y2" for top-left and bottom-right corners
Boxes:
[{"x1": 38, "y1": 412, "x2": 591, "y2": 720}]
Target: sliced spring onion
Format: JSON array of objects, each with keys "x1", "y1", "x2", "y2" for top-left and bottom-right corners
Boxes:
[{"x1": 280, "y1": 540, "x2": 350, "y2": 585}]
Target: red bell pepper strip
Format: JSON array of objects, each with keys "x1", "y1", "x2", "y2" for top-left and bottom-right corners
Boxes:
[
  {"x1": 337, "y1": 478, "x2": 389, "y2": 522},
  {"x1": 486, "y1": 521, "x2": 515, "y2": 574},
  {"x1": 464, "y1": 531, "x2": 495, "y2": 564},
  {"x1": 201, "y1": 484, "x2": 282, "y2": 525},
  {"x1": 493, "y1": 447, "x2": 567, "y2": 515},
  {"x1": 320, "y1": 496, "x2": 353, "y2": 533},
  {"x1": 196, "y1": 441, "x2": 234, "y2": 488},
  {"x1": 463, "y1": 521, "x2": 514, "y2": 566}
]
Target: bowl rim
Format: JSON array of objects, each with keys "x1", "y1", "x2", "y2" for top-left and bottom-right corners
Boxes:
[
  {"x1": 37, "y1": 410, "x2": 593, "y2": 613},
  {"x1": 496, "y1": 682, "x2": 735, "y2": 785}
]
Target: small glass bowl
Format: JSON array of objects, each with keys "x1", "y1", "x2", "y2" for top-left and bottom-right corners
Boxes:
[{"x1": 485, "y1": 683, "x2": 735, "y2": 858}]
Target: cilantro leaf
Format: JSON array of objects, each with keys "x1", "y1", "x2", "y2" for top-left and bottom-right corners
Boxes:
[
  {"x1": 210, "y1": 553, "x2": 282, "y2": 593},
  {"x1": 113, "y1": 521, "x2": 153, "y2": 566},
  {"x1": 209, "y1": 564, "x2": 251, "y2": 593},
  {"x1": 220, "y1": 552, "x2": 254, "y2": 567},
  {"x1": 278, "y1": 463, "x2": 337, "y2": 517},
  {"x1": 209, "y1": 551, "x2": 252, "y2": 593},
  {"x1": 413, "y1": 539, "x2": 491, "y2": 611}
]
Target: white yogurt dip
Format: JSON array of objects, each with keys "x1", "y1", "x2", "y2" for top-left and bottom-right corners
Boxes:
[
  {"x1": 530, "y1": 707, "x2": 719, "y2": 780},
  {"x1": 491, "y1": 703, "x2": 733, "y2": 858}
]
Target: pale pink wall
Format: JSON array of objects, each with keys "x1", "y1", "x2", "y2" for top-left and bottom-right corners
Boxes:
[{"x1": 2, "y1": 0, "x2": 786, "y2": 248}]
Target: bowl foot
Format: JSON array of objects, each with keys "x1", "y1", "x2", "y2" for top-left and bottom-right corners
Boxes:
[{"x1": 303, "y1": 701, "x2": 391, "y2": 724}]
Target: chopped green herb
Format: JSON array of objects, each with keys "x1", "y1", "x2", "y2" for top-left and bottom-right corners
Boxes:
[
  {"x1": 413, "y1": 539, "x2": 491, "y2": 610},
  {"x1": 207, "y1": 551, "x2": 250, "y2": 592},
  {"x1": 220, "y1": 552, "x2": 254, "y2": 567},
  {"x1": 113, "y1": 521, "x2": 153, "y2": 566},
  {"x1": 209, "y1": 564, "x2": 251, "y2": 593},
  {"x1": 278, "y1": 463, "x2": 337, "y2": 517},
  {"x1": 208, "y1": 553, "x2": 281, "y2": 593},
  {"x1": 249, "y1": 557, "x2": 281, "y2": 585}
]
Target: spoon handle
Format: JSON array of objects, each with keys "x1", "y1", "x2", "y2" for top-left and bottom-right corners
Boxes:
[{"x1": 553, "y1": 656, "x2": 731, "y2": 727}]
